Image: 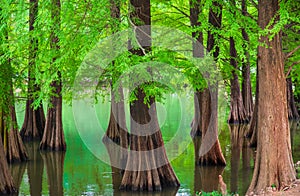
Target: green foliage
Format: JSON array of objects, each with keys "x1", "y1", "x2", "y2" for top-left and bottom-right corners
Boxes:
[{"x1": 1, "y1": 0, "x2": 299, "y2": 111}]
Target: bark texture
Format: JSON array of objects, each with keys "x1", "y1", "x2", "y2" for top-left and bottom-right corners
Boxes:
[
  {"x1": 40, "y1": 0, "x2": 66, "y2": 151},
  {"x1": 120, "y1": 89, "x2": 180, "y2": 191},
  {"x1": 246, "y1": 0, "x2": 296, "y2": 194},
  {"x1": 20, "y1": 0, "x2": 45, "y2": 141}
]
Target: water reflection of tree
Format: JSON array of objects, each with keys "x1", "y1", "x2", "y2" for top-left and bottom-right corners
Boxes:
[
  {"x1": 229, "y1": 124, "x2": 253, "y2": 194},
  {"x1": 9, "y1": 162, "x2": 26, "y2": 195},
  {"x1": 41, "y1": 151, "x2": 65, "y2": 196},
  {"x1": 24, "y1": 141, "x2": 44, "y2": 196},
  {"x1": 193, "y1": 136, "x2": 225, "y2": 193},
  {"x1": 194, "y1": 165, "x2": 225, "y2": 194}
]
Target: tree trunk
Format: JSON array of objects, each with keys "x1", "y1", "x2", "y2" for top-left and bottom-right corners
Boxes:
[
  {"x1": 40, "y1": 78, "x2": 66, "y2": 151},
  {"x1": 102, "y1": 0, "x2": 128, "y2": 172},
  {"x1": 20, "y1": 99, "x2": 45, "y2": 141},
  {"x1": 40, "y1": 0, "x2": 66, "y2": 151},
  {"x1": 228, "y1": 0, "x2": 248, "y2": 124},
  {"x1": 190, "y1": 0, "x2": 203, "y2": 137},
  {"x1": 0, "y1": 134, "x2": 15, "y2": 194},
  {"x1": 120, "y1": 88, "x2": 180, "y2": 191},
  {"x1": 286, "y1": 77, "x2": 299, "y2": 120},
  {"x1": 120, "y1": 0, "x2": 180, "y2": 191},
  {"x1": 241, "y1": 0, "x2": 254, "y2": 120},
  {"x1": 245, "y1": 64, "x2": 259, "y2": 147},
  {"x1": 194, "y1": 1, "x2": 226, "y2": 166},
  {"x1": 6, "y1": 77, "x2": 28, "y2": 163},
  {"x1": 228, "y1": 36, "x2": 248, "y2": 124},
  {"x1": 196, "y1": 88, "x2": 226, "y2": 165},
  {"x1": 41, "y1": 151, "x2": 65, "y2": 196},
  {"x1": 20, "y1": 0, "x2": 45, "y2": 141},
  {"x1": 246, "y1": 0, "x2": 296, "y2": 194},
  {"x1": 0, "y1": 9, "x2": 28, "y2": 163},
  {"x1": 103, "y1": 87, "x2": 129, "y2": 170}
]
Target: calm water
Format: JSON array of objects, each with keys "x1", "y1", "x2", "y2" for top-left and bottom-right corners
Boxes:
[{"x1": 12, "y1": 97, "x2": 300, "y2": 196}]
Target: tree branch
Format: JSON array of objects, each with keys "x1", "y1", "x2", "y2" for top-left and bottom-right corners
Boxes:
[
  {"x1": 285, "y1": 60, "x2": 300, "y2": 78},
  {"x1": 170, "y1": 5, "x2": 189, "y2": 18},
  {"x1": 285, "y1": 45, "x2": 300, "y2": 59}
]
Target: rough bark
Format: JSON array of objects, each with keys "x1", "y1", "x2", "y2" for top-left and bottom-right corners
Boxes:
[
  {"x1": 120, "y1": 88, "x2": 180, "y2": 191},
  {"x1": 228, "y1": 36, "x2": 248, "y2": 124},
  {"x1": 241, "y1": 0, "x2": 254, "y2": 120},
  {"x1": 246, "y1": 0, "x2": 296, "y2": 194},
  {"x1": 287, "y1": 77, "x2": 299, "y2": 120},
  {"x1": 20, "y1": 0, "x2": 45, "y2": 141},
  {"x1": 120, "y1": 0, "x2": 180, "y2": 191},
  {"x1": 40, "y1": 0, "x2": 66, "y2": 151},
  {"x1": 41, "y1": 151, "x2": 65, "y2": 196},
  {"x1": 0, "y1": 134, "x2": 16, "y2": 194},
  {"x1": 20, "y1": 99, "x2": 45, "y2": 141}
]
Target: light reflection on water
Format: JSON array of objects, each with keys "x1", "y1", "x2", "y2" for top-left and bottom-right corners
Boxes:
[{"x1": 12, "y1": 103, "x2": 300, "y2": 195}]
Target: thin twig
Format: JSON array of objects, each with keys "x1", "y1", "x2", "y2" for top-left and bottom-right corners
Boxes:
[
  {"x1": 128, "y1": 16, "x2": 150, "y2": 55},
  {"x1": 170, "y1": 5, "x2": 189, "y2": 18},
  {"x1": 285, "y1": 45, "x2": 300, "y2": 59},
  {"x1": 285, "y1": 60, "x2": 300, "y2": 78}
]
